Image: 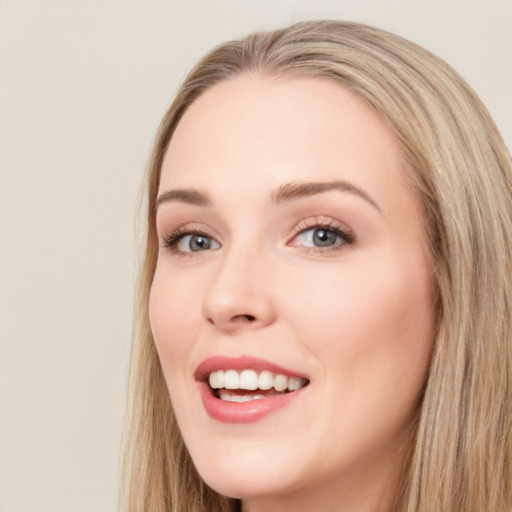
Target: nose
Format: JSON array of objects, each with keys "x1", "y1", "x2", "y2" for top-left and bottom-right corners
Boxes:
[{"x1": 201, "y1": 244, "x2": 277, "y2": 331}]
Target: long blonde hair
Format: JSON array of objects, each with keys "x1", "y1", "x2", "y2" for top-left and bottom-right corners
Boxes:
[{"x1": 119, "y1": 20, "x2": 512, "y2": 512}]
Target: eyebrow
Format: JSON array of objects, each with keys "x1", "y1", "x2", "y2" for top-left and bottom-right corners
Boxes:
[
  {"x1": 155, "y1": 180, "x2": 381, "y2": 212},
  {"x1": 154, "y1": 188, "x2": 211, "y2": 210},
  {"x1": 271, "y1": 180, "x2": 381, "y2": 211}
]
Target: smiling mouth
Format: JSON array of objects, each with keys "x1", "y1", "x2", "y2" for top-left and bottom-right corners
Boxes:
[{"x1": 208, "y1": 369, "x2": 309, "y2": 402}]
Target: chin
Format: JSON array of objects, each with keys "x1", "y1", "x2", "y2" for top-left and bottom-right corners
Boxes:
[
  {"x1": 202, "y1": 470, "x2": 295, "y2": 502},
  {"x1": 190, "y1": 442, "x2": 303, "y2": 499}
]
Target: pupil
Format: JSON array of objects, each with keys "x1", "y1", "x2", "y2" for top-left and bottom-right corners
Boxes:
[
  {"x1": 190, "y1": 235, "x2": 209, "y2": 251},
  {"x1": 313, "y1": 228, "x2": 336, "y2": 247}
]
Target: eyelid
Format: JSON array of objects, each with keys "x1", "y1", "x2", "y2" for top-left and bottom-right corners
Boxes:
[
  {"x1": 177, "y1": 233, "x2": 221, "y2": 252},
  {"x1": 160, "y1": 223, "x2": 222, "y2": 255},
  {"x1": 287, "y1": 217, "x2": 355, "y2": 251},
  {"x1": 158, "y1": 216, "x2": 355, "y2": 257}
]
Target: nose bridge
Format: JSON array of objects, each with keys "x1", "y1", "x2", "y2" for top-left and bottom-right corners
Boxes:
[{"x1": 202, "y1": 234, "x2": 275, "y2": 329}]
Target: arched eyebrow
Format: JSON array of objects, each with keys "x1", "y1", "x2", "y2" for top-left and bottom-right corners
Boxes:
[
  {"x1": 155, "y1": 189, "x2": 211, "y2": 211},
  {"x1": 155, "y1": 180, "x2": 381, "y2": 213},
  {"x1": 271, "y1": 180, "x2": 381, "y2": 212}
]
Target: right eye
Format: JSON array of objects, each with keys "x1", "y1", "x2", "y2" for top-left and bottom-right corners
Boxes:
[
  {"x1": 162, "y1": 230, "x2": 221, "y2": 255},
  {"x1": 178, "y1": 234, "x2": 219, "y2": 252}
]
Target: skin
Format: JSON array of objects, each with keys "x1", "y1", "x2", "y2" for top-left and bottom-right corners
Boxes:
[{"x1": 149, "y1": 75, "x2": 437, "y2": 512}]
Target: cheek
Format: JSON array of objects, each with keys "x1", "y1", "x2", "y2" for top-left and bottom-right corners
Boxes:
[
  {"x1": 148, "y1": 266, "x2": 201, "y2": 370},
  {"x1": 282, "y1": 253, "x2": 435, "y2": 406}
]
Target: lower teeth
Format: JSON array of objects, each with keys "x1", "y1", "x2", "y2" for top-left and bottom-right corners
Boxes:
[{"x1": 219, "y1": 393, "x2": 265, "y2": 402}]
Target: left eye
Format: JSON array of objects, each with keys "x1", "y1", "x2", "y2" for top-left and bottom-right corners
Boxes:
[
  {"x1": 295, "y1": 227, "x2": 346, "y2": 248},
  {"x1": 177, "y1": 234, "x2": 220, "y2": 252}
]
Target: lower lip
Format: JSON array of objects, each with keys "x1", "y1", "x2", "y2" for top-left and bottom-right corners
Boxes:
[{"x1": 198, "y1": 382, "x2": 307, "y2": 423}]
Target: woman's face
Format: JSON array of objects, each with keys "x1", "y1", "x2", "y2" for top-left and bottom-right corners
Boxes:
[{"x1": 150, "y1": 75, "x2": 436, "y2": 510}]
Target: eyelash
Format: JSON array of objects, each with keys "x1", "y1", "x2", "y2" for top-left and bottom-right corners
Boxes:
[
  {"x1": 161, "y1": 227, "x2": 214, "y2": 256},
  {"x1": 160, "y1": 219, "x2": 355, "y2": 257},
  {"x1": 291, "y1": 219, "x2": 355, "y2": 253}
]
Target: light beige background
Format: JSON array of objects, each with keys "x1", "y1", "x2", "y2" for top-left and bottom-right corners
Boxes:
[{"x1": 1, "y1": 1, "x2": 510, "y2": 511}]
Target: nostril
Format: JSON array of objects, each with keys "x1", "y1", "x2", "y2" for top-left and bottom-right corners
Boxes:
[
  {"x1": 206, "y1": 314, "x2": 256, "y2": 325},
  {"x1": 233, "y1": 314, "x2": 256, "y2": 323}
]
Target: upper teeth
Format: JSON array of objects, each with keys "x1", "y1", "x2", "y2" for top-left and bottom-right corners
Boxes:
[{"x1": 208, "y1": 369, "x2": 306, "y2": 392}]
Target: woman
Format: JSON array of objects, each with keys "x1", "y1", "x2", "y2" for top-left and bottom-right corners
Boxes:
[{"x1": 119, "y1": 21, "x2": 512, "y2": 512}]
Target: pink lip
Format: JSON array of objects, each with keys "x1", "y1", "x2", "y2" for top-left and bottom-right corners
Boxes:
[{"x1": 195, "y1": 355, "x2": 309, "y2": 424}]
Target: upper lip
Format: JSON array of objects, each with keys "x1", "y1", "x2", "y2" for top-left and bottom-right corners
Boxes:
[{"x1": 194, "y1": 355, "x2": 309, "y2": 382}]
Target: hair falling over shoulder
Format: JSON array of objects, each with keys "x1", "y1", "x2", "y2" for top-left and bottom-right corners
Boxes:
[{"x1": 118, "y1": 20, "x2": 512, "y2": 512}]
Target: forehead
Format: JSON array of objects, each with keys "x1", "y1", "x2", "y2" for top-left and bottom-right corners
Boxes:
[{"x1": 160, "y1": 74, "x2": 407, "y2": 209}]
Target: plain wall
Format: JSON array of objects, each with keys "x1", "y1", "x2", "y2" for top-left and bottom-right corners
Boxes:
[{"x1": 1, "y1": 1, "x2": 510, "y2": 511}]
